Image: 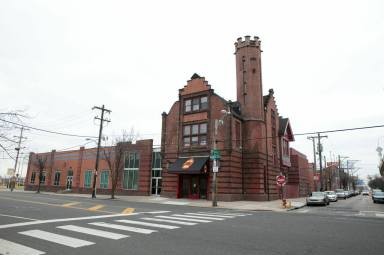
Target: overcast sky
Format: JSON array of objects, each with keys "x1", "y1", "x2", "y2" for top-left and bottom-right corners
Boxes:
[{"x1": 1, "y1": 0, "x2": 383, "y2": 181}]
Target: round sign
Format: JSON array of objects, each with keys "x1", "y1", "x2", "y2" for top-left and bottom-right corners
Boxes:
[{"x1": 276, "y1": 175, "x2": 286, "y2": 185}]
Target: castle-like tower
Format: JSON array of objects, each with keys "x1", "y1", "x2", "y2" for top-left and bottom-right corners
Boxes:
[{"x1": 235, "y1": 36, "x2": 264, "y2": 121}]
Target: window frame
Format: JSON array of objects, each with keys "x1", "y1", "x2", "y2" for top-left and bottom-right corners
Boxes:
[
  {"x1": 100, "y1": 170, "x2": 109, "y2": 189},
  {"x1": 30, "y1": 172, "x2": 36, "y2": 184},
  {"x1": 183, "y1": 122, "x2": 208, "y2": 147},
  {"x1": 123, "y1": 152, "x2": 140, "y2": 190},
  {"x1": 39, "y1": 171, "x2": 46, "y2": 185},
  {"x1": 53, "y1": 171, "x2": 61, "y2": 186},
  {"x1": 184, "y1": 95, "x2": 208, "y2": 114},
  {"x1": 84, "y1": 170, "x2": 93, "y2": 188}
]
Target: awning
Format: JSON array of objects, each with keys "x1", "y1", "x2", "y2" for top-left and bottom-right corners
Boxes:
[{"x1": 168, "y1": 156, "x2": 209, "y2": 174}]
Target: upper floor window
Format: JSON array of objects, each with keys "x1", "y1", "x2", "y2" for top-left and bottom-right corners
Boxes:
[
  {"x1": 184, "y1": 96, "x2": 208, "y2": 113},
  {"x1": 183, "y1": 122, "x2": 207, "y2": 147},
  {"x1": 282, "y1": 139, "x2": 289, "y2": 157}
]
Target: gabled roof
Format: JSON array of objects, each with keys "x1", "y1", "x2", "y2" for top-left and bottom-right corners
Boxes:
[{"x1": 279, "y1": 117, "x2": 294, "y2": 141}]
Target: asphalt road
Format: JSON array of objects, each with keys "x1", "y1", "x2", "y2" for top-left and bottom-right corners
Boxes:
[{"x1": 0, "y1": 191, "x2": 383, "y2": 255}]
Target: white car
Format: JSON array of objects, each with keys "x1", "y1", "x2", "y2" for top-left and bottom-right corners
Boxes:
[{"x1": 325, "y1": 191, "x2": 338, "y2": 202}]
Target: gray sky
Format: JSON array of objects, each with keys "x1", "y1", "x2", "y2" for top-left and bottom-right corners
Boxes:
[{"x1": 1, "y1": 0, "x2": 383, "y2": 181}]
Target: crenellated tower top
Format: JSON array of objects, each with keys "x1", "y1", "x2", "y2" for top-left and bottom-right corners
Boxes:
[{"x1": 234, "y1": 36, "x2": 261, "y2": 52}]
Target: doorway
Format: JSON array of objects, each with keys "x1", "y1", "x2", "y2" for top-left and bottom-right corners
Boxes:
[
  {"x1": 151, "y1": 178, "x2": 162, "y2": 195},
  {"x1": 180, "y1": 175, "x2": 207, "y2": 199}
]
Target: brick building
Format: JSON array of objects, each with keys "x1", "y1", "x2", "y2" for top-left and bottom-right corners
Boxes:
[
  {"x1": 285, "y1": 148, "x2": 314, "y2": 198},
  {"x1": 160, "y1": 36, "x2": 305, "y2": 201},
  {"x1": 24, "y1": 140, "x2": 163, "y2": 196}
]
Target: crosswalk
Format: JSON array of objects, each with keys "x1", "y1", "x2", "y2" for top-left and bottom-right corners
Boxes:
[
  {"x1": 293, "y1": 209, "x2": 384, "y2": 219},
  {"x1": 1, "y1": 211, "x2": 252, "y2": 254}
]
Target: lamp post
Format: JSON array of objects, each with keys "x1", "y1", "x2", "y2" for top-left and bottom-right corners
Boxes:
[{"x1": 211, "y1": 109, "x2": 230, "y2": 207}]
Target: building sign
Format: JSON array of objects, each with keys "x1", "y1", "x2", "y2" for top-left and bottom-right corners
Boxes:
[{"x1": 182, "y1": 158, "x2": 194, "y2": 170}]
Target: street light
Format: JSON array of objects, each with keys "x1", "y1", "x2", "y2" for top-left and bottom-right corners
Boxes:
[{"x1": 211, "y1": 109, "x2": 231, "y2": 207}]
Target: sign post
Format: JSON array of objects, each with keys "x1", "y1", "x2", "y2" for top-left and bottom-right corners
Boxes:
[{"x1": 276, "y1": 175, "x2": 286, "y2": 206}]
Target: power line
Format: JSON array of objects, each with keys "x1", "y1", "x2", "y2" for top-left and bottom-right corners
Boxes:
[{"x1": 0, "y1": 118, "x2": 97, "y2": 139}]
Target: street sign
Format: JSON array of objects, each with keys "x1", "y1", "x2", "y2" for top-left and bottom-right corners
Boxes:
[
  {"x1": 210, "y1": 149, "x2": 221, "y2": 160},
  {"x1": 276, "y1": 175, "x2": 286, "y2": 185},
  {"x1": 213, "y1": 166, "x2": 219, "y2": 173}
]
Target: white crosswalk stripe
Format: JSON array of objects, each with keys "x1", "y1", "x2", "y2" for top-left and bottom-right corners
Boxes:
[
  {"x1": 89, "y1": 222, "x2": 157, "y2": 234},
  {"x1": 172, "y1": 214, "x2": 225, "y2": 220},
  {"x1": 57, "y1": 225, "x2": 128, "y2": 239},
  {"x1": 155, "y1": 215, "x2": 211, "y2": 223},
  {"x1": 197, "y1": 211, "x2": 249, "y2": 216},
  {"x1": 115, "y1": 219, "x2": 179, "y2": 229},
  {"x1": 0, "y1": 238, "x2": 46, "y2": 255},
  {"x1": 141, "y1": 217, "x2": 198, "y2": 225},
  {"x1": 376, "y1": 213, "x2": 384, "y2": 218},
  {"x1": 184, "y1": 213, "x2": 236, "y2": 218},
  {"x1": 18, "y1": 229, "x2": 94, "y2": 248}
]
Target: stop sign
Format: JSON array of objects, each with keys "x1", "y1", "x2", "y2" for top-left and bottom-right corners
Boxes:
[{"x1": 276, "y1": 175, "x2": 286, "y2": 185}]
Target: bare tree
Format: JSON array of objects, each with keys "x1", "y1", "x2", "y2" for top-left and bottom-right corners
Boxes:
[
  {"x1": 35, "y1": 155, "x2": 47, "y2": 193},
  {"x1": 103, "y1": 129, "x2": 139, "y2": 199}
]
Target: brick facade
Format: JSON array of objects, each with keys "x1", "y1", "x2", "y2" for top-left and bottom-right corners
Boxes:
[
  {"x1": 24, "y1": 140, "x2": 154, "y2": 196},
  {"x1": 161, "y1": 36, "x2": 310, "y2": 201}
]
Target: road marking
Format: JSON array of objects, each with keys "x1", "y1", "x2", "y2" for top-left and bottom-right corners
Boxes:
[
  {"x1": 19, "y1": 230, "x2": 94, "y2": 248},
  {"x1": 162, "y1": 201, "x2": 189, "y2": 205},
  {"x1": 0, "y1": 196, "x2": 115, "y2": 214},
  {"x1": 0, "y1": 238, "x2": 45, "y2": 255},
  {"x1": 57, "y1": 225, "x2": 128, "y2": 239},
  {"x1": 296, "y1": 209, "x2": 309, "y2": 213},
  {"x1": 0, "y1": 213, "x2": 139, "y2": 230},
  {"x1": 140, "y1": 217, "x2": 197, "y2": 226},
  {"x1": 89, "y1": 222, "x2": 157, "y2": 234},
  {"x1": 198, "y1": 211, "x2": 249, "y2": 216},
  {"x1": 155, "y1": 215, "x2": 211, "y2": 223},
  {"x1": 0, "y1": 213, "x2": 38, "y2": 221},
  {"x1": 184, "y1": 213, "x2": 236, "y2": 218},
  {"x1": 145, "y1": 210, "x2": 171, "y2": 214},
  {"x1": 172, "y1": 214, "x2": 225, "y2": 221},
  {"x1": 376, "y1": 213, "x2": 384, "y2": 218},
  {"x1": 121, "y1": 208, "x2": 135, "y2": 214},
  {"x1": 87, "y1": 204, "x2": 105, "y2": 211},
  {"x1": 62, "y1": 202, "x2": 81, "y2": 207},
  {"x1": 116, "y1": 219, "x2": 179, "y2": 229}
]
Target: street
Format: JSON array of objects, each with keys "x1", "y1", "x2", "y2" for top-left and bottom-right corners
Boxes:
[{"x1": 0, "y1": 191, "x2": 383, "y2": 255}]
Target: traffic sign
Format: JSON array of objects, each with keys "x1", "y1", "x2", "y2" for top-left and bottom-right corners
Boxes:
[
  {"x1": 276, "y1": 175, "x2": 286, "y2": 185},
  {"x1": 210, "y1": 149, "x2": 221, "y2": 160}
]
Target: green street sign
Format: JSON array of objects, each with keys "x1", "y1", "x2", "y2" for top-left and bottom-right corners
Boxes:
[{"x1": 210, "y1": 149, "x2": 221, "y2": 160}]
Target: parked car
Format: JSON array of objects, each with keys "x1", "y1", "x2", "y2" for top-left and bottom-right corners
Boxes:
[
  {"x1": 325, "y1": 191, "x2": 338, "y2": 202},
  {"x1": 306, "y1": 192, "x2": 330, "y2": 206},
  {"x1": 372, "y1": 191, "x2": 384, "y2": 203},
  {"x1": 362, "y1": 190, "x2": 370, "y2": 196},
  {"x1": 372, "y1": 189, "x2": 382, "y2": 196},
  {"x1": 335, "y1": 189, "x2": 347, "y2": 199}
]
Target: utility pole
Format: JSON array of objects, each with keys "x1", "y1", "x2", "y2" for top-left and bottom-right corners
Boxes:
[
  {"x1": 317, "y1": 133, "x2": 328, "y2": 191},
  {"x1": 307, "y1": 136, "x2": 317, "y2": 172},
  {"x1": 91, "y1": 105, "x2": 111, "y2": 199},
  {"x1": 13, "y1": 127, "x2": 27, "y2": 180},
  {"x1": 338, "y1": 155, "x2": 348, "y2": 189}
]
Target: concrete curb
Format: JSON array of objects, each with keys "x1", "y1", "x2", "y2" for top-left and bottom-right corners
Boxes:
[{"x1": 286, "y1": 203, "x2": 306, "y2": 211}]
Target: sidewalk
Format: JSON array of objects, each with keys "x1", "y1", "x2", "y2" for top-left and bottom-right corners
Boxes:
[{"x1": 3, "y1": 188, "x2": 306, "y2": 212}]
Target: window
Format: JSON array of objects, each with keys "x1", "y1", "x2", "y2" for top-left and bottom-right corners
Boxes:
[
  {"x1": 39, "y1": 172, "x2": 46, "y2": 184},
  {"x1": 30, "y1": 172, "x2": 36, "y2": 184},
  {"x1": 123, "y1": 152, "x2": 140, "y2": 190},
  {"x1": 200, "y1": 97, "x2": 208, "y2": 110},
  {"x1": 100, "y1": 171, "x2": 109, "y2": 189},
  {"x1": 184, "y1": 96, "x2": 208, "y2": 113},
  {"x1": 183, "y1": 122, "x2": 208, "y2": 147},
  {"x1": 53, "y1": 171, "x2": 61, "y2": 186},
  {"x1": 185, "y1": 99, "x2": 191, "y2": 112},
  {"x1": 282, "y1": 139, "x2": 289, "y2": 156},
  {"x1": 151, "y1": 151, "x2": 162, "y2": 178},
  {"x1": 84, "y1": 170, "x2": 92, "y2": 188},
  {"x1": 271, "y1": 110, "x2": 276, "y2": 145}
]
